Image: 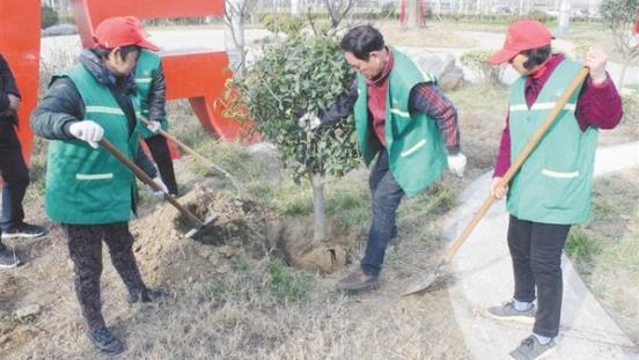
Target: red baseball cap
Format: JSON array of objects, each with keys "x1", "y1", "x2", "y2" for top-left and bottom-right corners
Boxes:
[
  {"x1": 490, "y1": 20, "x2": 553, "y2": 65},
  {"x1": 93, "y1": 16, "x2": 159, "y2": 51}
]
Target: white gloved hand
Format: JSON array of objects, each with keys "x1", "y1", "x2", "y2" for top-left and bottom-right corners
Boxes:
[
  {"x1": 7, "y1": 94, "x2": 21, "y2": 112},
  {"x1": 146, "y1": 120, "x2": 161, "y2": 134},
  {"x1": 69, "y1": 120, "x2": 104, "y2": 149},
  {"x1": 297, "y1": 113, "x2": 321, "y2": 130},
  {"x1": 145, "y1": 176, "x2": 168, "y2": 199},
  {"x1": 447, "y1": 153, "x2": 467, "y2": 178}
]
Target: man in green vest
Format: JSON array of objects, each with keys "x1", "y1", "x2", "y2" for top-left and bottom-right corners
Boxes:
[
  {"x1": 486, "y1": 20, "x2": 622, "y2": 360},
  {"x1": 300, "y1": 25, "x2": 465, "y2": 292},
  {"x1": 31, "y1": 16, "x2": 169, "y2": 354}
]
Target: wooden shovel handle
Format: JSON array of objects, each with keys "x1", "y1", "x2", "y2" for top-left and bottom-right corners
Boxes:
[
  {"x1": 139, "y1": 118, "x2": 244, "y2": 195},
  {"x1": 443, "y1": 67, "x2": 590, "y2": 263},
  {"x1": 98, "y1": 138, "x2": 204, "y2": 226}
]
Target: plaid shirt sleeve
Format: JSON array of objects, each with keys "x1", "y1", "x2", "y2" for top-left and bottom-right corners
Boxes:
[{"x1": 408, "y1": 82, "x2": 460, "y2": 154}]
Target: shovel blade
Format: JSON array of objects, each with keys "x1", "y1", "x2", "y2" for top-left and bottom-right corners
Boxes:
[
  {"x1": 402, "y1": 272, "x2": 439, "y2": 296},
  {"x1": 184, "y1": 213, "x2": 218, "y2": 239}
]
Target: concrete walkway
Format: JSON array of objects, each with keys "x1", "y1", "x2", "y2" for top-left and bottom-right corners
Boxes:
[{"x1": 442, "y1": 141, "x2": 639, "y2": 360}]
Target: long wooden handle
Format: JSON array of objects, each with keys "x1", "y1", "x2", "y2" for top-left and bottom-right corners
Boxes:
[
  {"x1": 140, "y1": 118, "x2": 244, "y2": 194},
  {"x1": 98, "y1": 138, "x2": 204, "y2": 226},
  {"x1": 443, "y1": 67, "x2": 590, "y2": 264}
]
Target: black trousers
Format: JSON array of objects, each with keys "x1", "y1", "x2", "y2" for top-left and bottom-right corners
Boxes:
[
  {"x1": 63, "y1": 222, "x2": 147, "y2": 330},
  {"x1": 0, "y1": 121, "x2": 29, "y2": 230},
  {"x1": 507, "y1": 215, "x2": 571, "y2": 338},
  {"x1": 361, "y1": 151, "x2": 404, "y2": 276},
  {"x1": 144, "y1": 134, "x2": 178, "y2": 195}
]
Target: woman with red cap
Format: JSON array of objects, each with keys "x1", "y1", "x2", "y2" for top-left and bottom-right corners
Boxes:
[
  {"x1": 485, "y1": 20, "x2": 622, "y2": 360},
  {"x1": 31, "y1": 16, "x2": 169, "y2": 354}
]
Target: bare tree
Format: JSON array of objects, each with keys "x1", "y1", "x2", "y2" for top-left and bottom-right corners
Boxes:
[
  {"x1": 324, "y1": 0, "x2": 358, "y2": 28},
  {"x1": 599, "y1": 0, "x2": 639, "y2": 89},
  {"x1": 403, "y1": 0, "x2": 425, "y2": 28},
  {"x1": 225, "y1": 0, "x2": 254, "y2": 77}
]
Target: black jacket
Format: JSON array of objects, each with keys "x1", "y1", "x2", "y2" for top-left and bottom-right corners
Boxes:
[{"x1": 0, "y1": 53, "x2": 21, "y2": 124}]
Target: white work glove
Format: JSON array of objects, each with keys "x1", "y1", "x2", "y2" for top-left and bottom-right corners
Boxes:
[
  {"x1": 297, "y1": 113, "x2": 321, "y2": 130},
  {"x1": 69, "y1": 120, "x2": 104, "y2": 149},
  {"x1": 7, "y1": 94, "x2": 21, "y2": 112},
  {"x1": 145, "y1": 176, "x2": 168, "y2": 199},
  {"x1": 447, "y1": 153, "x2": 467, "y2": 178},
  {"x1": 146, "y1": 120, "x2": 161, "y2": 134}
]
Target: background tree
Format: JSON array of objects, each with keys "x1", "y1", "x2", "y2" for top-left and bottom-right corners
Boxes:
[
  {"x1": 223, "y1": 27, "x2": 360, "y2": 242},
  {"x1": 599, "y1": 0, "x2": 639, "y2": 88},
  {"x1": 324, "y1": 0, "x2": 358, "y2": 28},
  {"x1": 225, "y1": 0, "x2": 255, "y2": 77},
  {"x1": 41, "y1": 5, "x2": 59, "y2": 29},
  {"x1": 405, "y1": 0, "x2": 426, "y2": 28}
]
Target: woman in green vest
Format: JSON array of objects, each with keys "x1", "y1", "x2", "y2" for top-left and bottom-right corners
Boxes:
[
  {"x1": 299, "y1": 25, "x2": 466, "y2": 292},
  {"x1": 486, "y1": 20, "x2": 622, "y2": 360},
  {"x1": 131, "y1": 17, "x2": 179, "y2": 196},
  {"x1": 30, "y1": 16, "x2": 169, "y2": 355}
]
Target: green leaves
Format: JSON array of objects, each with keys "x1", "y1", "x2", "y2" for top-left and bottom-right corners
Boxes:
[{"x1": 231, "y1": 31, "x2": 360, "y2": 184}]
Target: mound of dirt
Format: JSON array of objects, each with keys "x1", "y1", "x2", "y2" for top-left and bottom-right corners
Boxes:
[{"x1": 130, "y1": 183, "x2": 356, "y2": 290}]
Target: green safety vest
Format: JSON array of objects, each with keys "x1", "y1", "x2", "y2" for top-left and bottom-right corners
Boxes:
[
  {"x1": 45, "y1": 65, "x2": 143, "y2": 224},
  {"x1": 507, "y1": 59, "x2": 598, "y2": 224},
  {"x1": 353, "y1": 48, "x2": 447, "y2": 196},
  {"x1": 135, "y1": 49, "x2": 168, "y2": 138}
]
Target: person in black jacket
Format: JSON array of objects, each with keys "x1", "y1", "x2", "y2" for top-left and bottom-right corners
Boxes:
[
  {"x1": 129, "y1": 16, "x2": 179, "y2": 196},
  {"x1": 0, "y1": 53, "x2": 47, "y2": 269}
]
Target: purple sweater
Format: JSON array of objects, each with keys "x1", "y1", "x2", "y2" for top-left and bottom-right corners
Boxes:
[{"x1": 493, "y1": 54, "x2": 623, "y2": 177}]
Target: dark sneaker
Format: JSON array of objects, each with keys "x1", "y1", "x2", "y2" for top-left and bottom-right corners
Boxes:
[
  {"x1": 509, "y1": 335, "x2": 556, "y2": 360},
  {"x1": 0, "y1": 245, "x2": 21, "y2": 268},
  {"x1": 129, "y1": 287, "x2": 170, "y2": 304},
  {"x1": 2, "y1": 223, "x2": 47, "y2": 239},
  {"x1": 336, "y1": 267, "x2": 379, "y2": 291},
  {"x1": 88, "y1": 327, "x2": 124, "y2": 354},
  {"x1": 487, "y1": 301, "x2": 535, "y2": 324}
]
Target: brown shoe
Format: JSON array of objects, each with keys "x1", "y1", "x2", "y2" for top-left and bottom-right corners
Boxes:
[{"x1": 336, "y1": 267, "x2": 379, "y2": 291}]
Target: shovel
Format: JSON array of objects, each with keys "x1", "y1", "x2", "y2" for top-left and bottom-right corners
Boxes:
[
  {"x1": 99, "y1": 138, "x2": 217, "y2": 238},
  {"x1": 140, "y1": 118, "x2": 245, "y2": 197},
  {"x1": 402, "y1": 67, "x2": 590, "y2": 296}
]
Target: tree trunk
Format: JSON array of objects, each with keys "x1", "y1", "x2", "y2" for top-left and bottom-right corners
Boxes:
[
  {"x1": 557, "y1": 0, "x2": 571, "y2": 36},
  {"x1": 311, "y1": 174, "x2": 326, "y2": 242},
  {"x1": 225, "y1": 0, "x2": 246, "y2": 77},
  {"x1": 619, "y1": 58, "x2": 629, "y2": 90},
  {"x1": 291, "y1": 0, "x2": 300, "y2": 15},
  {"x1": 404, "y1": 0, "x2": 423, "y2": 28}
]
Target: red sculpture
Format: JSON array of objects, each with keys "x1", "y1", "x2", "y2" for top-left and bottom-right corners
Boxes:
[{"x1": 70, "y1": 0, "x2": 253, "y2": 141}]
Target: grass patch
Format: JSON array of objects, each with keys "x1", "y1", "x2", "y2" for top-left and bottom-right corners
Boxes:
[
  {"x1": 566, "y1": 169, "x2": 639, "y2": 342},
  {"x1": 565, "y1": 228, "x2": 601, "y2": 272},
  {"x1": 447, "y1": 82, "x2": 508, "y2": 112},
  {"x1": 267, "y1": 260, "x2": 311, "y2": 304}
]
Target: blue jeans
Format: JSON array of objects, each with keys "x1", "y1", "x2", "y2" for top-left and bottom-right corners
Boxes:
[
  {"x1": 361, "y1": 151, "x2": 404, "y2": 276},
  {"x1": 0, "y1": 122, "x2": 29, "y2": 230},
  {"x1": 507, "y1": 215, "x2": 571, "y2": 338}
]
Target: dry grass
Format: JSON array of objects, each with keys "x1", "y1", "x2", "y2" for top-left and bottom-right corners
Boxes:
[
  {"x1": 378, "y1": 22, "x2": 476, "y2": 48},
  {"x1": 570, "y1": 169, "x2": 639, "y2": 344}
]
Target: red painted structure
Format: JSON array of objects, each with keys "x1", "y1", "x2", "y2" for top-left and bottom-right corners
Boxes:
[
  {"x1": 70, "y1": 0, "x2": 253, "y2": 141},
  {"x1": 399, "y1": 0, "x2": 427, "y2": 27},
  {"x1": 0, "y1": 0, "x2": 41, "y2": 164}
]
